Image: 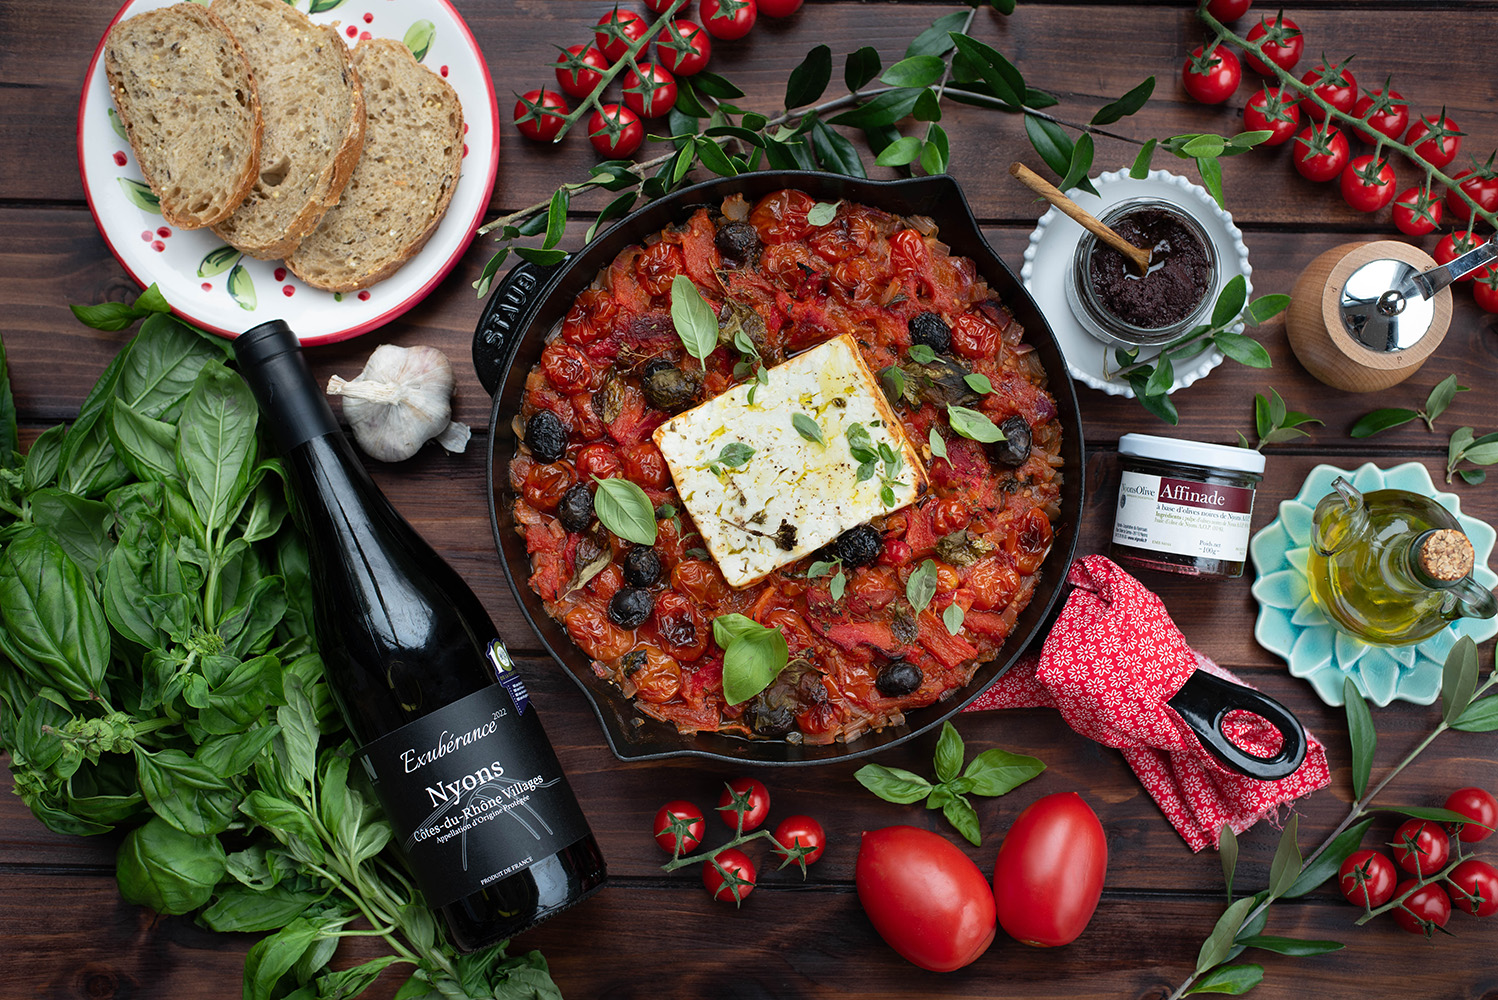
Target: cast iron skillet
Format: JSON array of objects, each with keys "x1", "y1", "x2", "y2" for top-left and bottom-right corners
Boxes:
[{"x1": 473, "y1": 171, "x2": 1305, "y2": 777}]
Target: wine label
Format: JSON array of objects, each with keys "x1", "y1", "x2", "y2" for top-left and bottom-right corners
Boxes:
[
  {"x1": 1111, "y1": 471, "x2": 1256, "y2": 562},
  {"x1": 357, "y1": 648, "x2": 591, "y2": 910}
]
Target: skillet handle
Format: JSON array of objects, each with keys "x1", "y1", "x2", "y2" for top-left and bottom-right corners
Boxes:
[
  {"x1": 1166, "y1": 671, "x2": 1307, "y2": 781},
  {"x1": 472, "y1": 257, "x2": 569, "y2": 396}
]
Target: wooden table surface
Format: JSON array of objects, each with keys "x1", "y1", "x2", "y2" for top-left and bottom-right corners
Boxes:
[{"x1": 4, "y1": 1, "x2": 1498, "y2": 998}]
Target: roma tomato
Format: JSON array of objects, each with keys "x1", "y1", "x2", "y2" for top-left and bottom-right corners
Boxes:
[
  {"x1": 1182, "y1": 44, "x2": 1241, "y2": 105},
  {"x1": 513, "y1": 89, "x2": 569, "y2": 142},
  {"x1": 703, "y1": 847, "x2": 757, "y2": 903},
  {"x1": 1299, "y1": 58, "x2": 1357, "y2": 123},
  {"x1": 1392, "y1": 185, "x2": 1443, "y2": 236},
  {"x1": 1445, "y1": 165, "x2": 1498, "y2": 224},
  {"x1": 554, "y1": 44, "x2": 608, "y2": 99},
  {"x1": 1476, "y1": 273, "x2": 1498, "y2": 315},
  {"x1": 588, "y1": 104, "x2": 644, "y2": 157},
  {"x1": 773, "y1": 815, "x2": 827, "y2": 865},
  {"x1": 1243, "y1": 86, "x2": 1300, "y2": 146},
  {"x1": 758, "y1": 0, "x2": 802, "y2": 15},
  {"x1": 1352, "y1": 88, "x2": 1408, "y2": 144},
  {"x1": 1448, "y1": 859, "x2": 1498, "y2": 917},
  {"x1": 1392, "y1": 818, "x2": 1451, "y2": 877},
  {"x1": 992, "y1": 792, "x2": 1107, "y2": 948},
  {"x1": 717, "y1": 776, "x2": 770, "y2": 830},
  {"x1": 1205, "y1": 0, "x2": 1252, "y2": 20},
  {"x1": 1406, "y1": 113, "x2": 1463, "y2": 170},
  {"x1": 594, "y1": 9, "x2": 650, "y2": 64},
  {"x1": 1338, "y1": 849, "x2": 1397, "y2": 908},
  {"x1": 855, "y1": 826, "x2": 996, "y2": 972},
  {"x1": 700, "y1": 0, "x2": 757, "y2": 40},
  {"x1": 653, "y1": 801, "x2": 706, "y2": 855},
  {"x1": 656, "y1": 20, "x2": 712, "y2": 76},
  {"x1": 1446, "y1": 786, "x2": 1498, "y2": 842},
  {"x1": 1340, "y1": 155, "x2": 1397, "y2": 213},
  {"x1": 1244, "y1": 12, "x2": 1301, "y2": 75},
  {"x1": 1393, "y1": 879, "x2": 1451, "y2": 936},
  {"x1": 1292, "y1": 123, "x2": 1349, "y2": 183},
  {"x1": 1435, "y1": 230, "x2": 1489, "y2": 284}
]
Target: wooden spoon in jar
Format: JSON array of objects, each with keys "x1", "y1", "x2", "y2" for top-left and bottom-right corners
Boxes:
[{"x1": 1009, "y1": 161, "x2": 1153, "y2": 276}]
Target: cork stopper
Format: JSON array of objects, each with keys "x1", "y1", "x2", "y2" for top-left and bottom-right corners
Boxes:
[{"x1": 1417, "y1": 529, "x2": 1474, "y2": 582}]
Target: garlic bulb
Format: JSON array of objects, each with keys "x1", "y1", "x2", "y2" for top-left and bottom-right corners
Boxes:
[{"x1": 326, "y1": 344, "x2": 471, "y2": 462}]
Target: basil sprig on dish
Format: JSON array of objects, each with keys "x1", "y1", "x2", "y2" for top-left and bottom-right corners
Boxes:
[
  {"x1": 670, "y1": 274, "x2": 719, "y2": 371},
  {"x1": 592, "y1": 476, "x2": 658, "y2": 545},
  {"x1": 714, "y1": 613, "x2": 790, "y2": 705}
]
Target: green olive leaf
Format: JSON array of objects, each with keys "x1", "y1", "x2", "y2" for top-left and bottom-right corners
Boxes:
[
  {"x1": 591, "y1": 476, "x2": 657, "y2": 545},
  {"x1": 1344, "y1": 676, "x2": 1375, "y2": 801},
  {"x1": 1266, "y1": 813, "x2": 1301, "y2": 900},
  {"x1": 1219, "y1": 824, "x2": 1238, "y2": 900},
  {"x1": 670, "y1": 275, "x2": 719, "y2": 371}
]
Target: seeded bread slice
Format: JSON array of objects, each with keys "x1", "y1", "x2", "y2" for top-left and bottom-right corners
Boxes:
[
  {"x1": 104, "y1": 3, "x2": 261, "y2": 230},
  {"x1": 209, "y1": 0, "x2": 366, "y2": 259},
  {"x1": 287, "y1": 38, "x2": 463, "y2": 292}
]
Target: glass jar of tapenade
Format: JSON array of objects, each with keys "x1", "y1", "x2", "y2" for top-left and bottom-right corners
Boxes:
[
  {"x1": 1066, "y1": 198, "x2": 1219, "y2": 349},
  {"x1": 1109, "y1": 433, "x2": 1265, "y2": 579}
]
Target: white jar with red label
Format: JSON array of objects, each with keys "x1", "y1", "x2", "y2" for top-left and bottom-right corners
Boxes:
[{"x1": 1109, "y1": 433, "x2": 1266, "y2": 579}]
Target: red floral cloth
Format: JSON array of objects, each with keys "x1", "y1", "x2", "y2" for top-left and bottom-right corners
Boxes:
[{"x1": 962, "y1": 555, "x2": 1330, "y2": 851}]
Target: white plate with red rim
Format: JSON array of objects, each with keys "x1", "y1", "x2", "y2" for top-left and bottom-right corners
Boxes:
[{"x1": 78, "y1": 0, "x2": 499, "y2": 346}]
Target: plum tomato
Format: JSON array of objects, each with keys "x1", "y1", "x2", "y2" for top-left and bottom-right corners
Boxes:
[
  {"x1": 855, "y1": 826, "x2": 997, "y2": 972},
  {"x1": 1445, "y1": 165, "x2": 1498, "y2": 224},
  {"x1": 513, "y1": 89, "x2": 570, "y2": 142},
  {"x1": 594, "y1": 8, "x2": 650, "y2": 64},
  {"x1": 1352, "y1": 88, "x2": 1408, "y2": 144},
  {"x1": 700, "y1": 0, "x2": 757, "y2": 40},
  {"x1": 1392, "y1": 185, "x2": 1443, "y2": 236},
  {"x1": 1244, "y1": 12, "x2": 1302, "y2": 75},
  {"x1": 1340, "y1": 155, "x2": 1397, "y2": 213},
  {"x1": 1448, "y1": 858, "x2": 1498, "y2": 917},
  {"x1": 1205, "y1": 0, "x2": 1252, "y2": 20},
  {"x1": 1392, "y1": 818, "x2": 1451, "y2": 878},
  {"x1": 992, "y1": 792, "x2": 1107, "y2": 948},
  {"x1": 1406, "y1": 113, "x2": 1463, "y2": 170},
  {"x1": 1476, "y1": 273, "x2": 1498, "y2": 315},
  {"x1": 1299, "y1": 58, "x2": 1357, "y2": 123},
  {"x1": 553, "y1": 44, "x2": 608, "y2": 99},
  {"x1": 1392, "y1": 879, "x2": 1451, "y2": 936},
  {"x1": 1337, "y1": 849, "x2": 1397, "y2": 909},
  {"x1": 703, "y1": 847, "x2": 757, "y2": 903},
  {"x1": 1181, "y1": 44, "x2": 1241, "y2": 105},
  {"x1": 653, "y1": 801, "x2": 706, "y2": 855},
  {"x1": 717, "y1": 776, "x2": 770, "y2": 831},
  {"x1": 588, "y1": 103, "x2": 644, "y2": 157},
  {"x1": 1435, "y1": 230, "x2": 1489, "y2": 284},
  {"x1": 1445, "y1": 786, "x2": 1498, "y2": 842},
  {"x1": 656, "y1": 20, "x2": 712, "y2": 76},
  {"x1": 622, "y1": 63, "x2": 678, "y2": 119},
  {"x1": 1243, "y1": 86, "x2": 1301, "y2": 146},
  {"x1": 1292, "y1": 123, "x2": 1349, "y2": 183},
  {"x1": 773, "y1": 815, "x2": 827, "y2": 866},
  {"x1": 758, "y1": 0, "x2": 803, "y2": 16}
]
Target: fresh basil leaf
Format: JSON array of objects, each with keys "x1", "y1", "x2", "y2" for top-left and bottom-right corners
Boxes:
[
  {"x1": 201, "y1": 883, "x2": 325, "y2": 933},
  {"x1": 1185, "y1": 964, "x2": 1264, "y2": 996},
  {"x1": 933, "y1": 721, "x2": 963, "y2": 783},
  {"x1": 806, "y1": 200, "x2": 840, "y2": 226},
  {"x1": 108, "y1": 397, "x2": 179, "y2": 481},
  {"x1": 28, "y1": 489, "x2": 112, "y2": 580},
  {"x1": 117, "y1": 815, "x2": 227, "y2": 914},
  {"x1": 785, "y1": 44, "x2": 832, "y2": 108},
  {"x1": 829, "y1": 569, "x2": 847, "y2": 602},
  {"x1": 715, "y1": 442, "x2": 755, "y2": 468},
  {"x1": 669, "y1": 274, "x2": 719, "y2": 371},
  {"x1": 23, "y1": 424, "x2": 64, "y2": 492},
  {"x1": 792, "y1": 412, "x2": 825, "y2": 445},
  {"x1": 177, "y1": 362, "x2": 258, "y2": 533},
  {"x1": 942, "y1": 601, "x2": 964, "y2": 635},
  {"x1": 928, "y1": 427, "x2": 949, "y2": 464},
  {"x1": 591, "y1": 476, "x2": 658, "y2": 545},
  {"x1": 961, "y1": 748, "x2": 1045, "y2": 796},
  {"x1": 1344, "y1": 676, "x2": 1375, "y2": 800},
  {"x1": 136, "y1": 748, "x2": 240, "y2": 837},
  {"x1": 807, "y1": 560, "x2": 837, "y2": 579},
  {"x1": 908, "y1": 343, "x2": 937, "y2": 364},
  {"x1": 845, "y1": 46, "x2": 882, "y2": 92},
  {"x1": 906, "y1": 558, "x2": 938, "y2": 614},
  {"x1": 714, "y1": 614, "x2": 789, "y2": 705},
  {"x1": 964, "y1": 373, "x2": 995, "y2": 394},
  {"x1": 1092, "y1": 76, "x2": 1155, "y2": 126},
  {"x1": 853, "y1": 763, "x2": 933, "y2": 804},
  {"x1": 0, "y1": 529, "x2": 110, "y2": 702},
  {"x1": 243, "y1": 917, "x2": 324, "y2": 1000},
  {"x1": 315, "y1": 956, "x2": 402, "y2": 999},
  {"x1": 1283, "y1": 817, "x2": 1374, "y2": 897},
  {"x1": 947, "y1": 404, "x2": 1006, "y2": 443},
  {"x1": 943, "y1": 793, "x2": 982, "y2": 847},
  {"x1": 881, "y1": 55, "x2": 945, "y2": 89}
]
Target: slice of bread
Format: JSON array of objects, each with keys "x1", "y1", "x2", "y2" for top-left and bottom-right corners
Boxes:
[
  {"x1": 208, "y1": 0, "x2": 366, "y2": 259},
  {"x1": 287, "y1": 38, "x2": 463, "y2": 292},
  {"x1": 104, "y1": 3, "x2": 261, "y2": 230}
]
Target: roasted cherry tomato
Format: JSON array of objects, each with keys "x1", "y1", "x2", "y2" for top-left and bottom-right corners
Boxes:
[
  {"x1": 574, "y1": 443, "x2": 621, "y2": 482},
  {"x1": 588, "y1": 103, "x2": 644, "y2": 157},
  {"x1": 1292, "y1": 123, "x2": 1349, "y2": 183},
  {"x1": 1449, "y1": 859, "x2": 1498, "y2": 917},
  {"x1": 1445, "y1": 787, "x2": 1498, "y2": 842},
  {"x1": 1406, "y1": 113, "x2": 1463, "y2": 170},
  {"x1": 703, "y1": 847, "x2": 757, "y2": 903},
  {"x1": 643, "y1": 0, "x2": 675, "y2": 11},
  {"x1": 1340, "y1": 155, "x2": 1397, "y2": 213},
  {"x1": 1392, "y1": 185, "x2": 1443, "y2": 236},
  {"x1": 992, "y1": 792, "x2": 1107, "y2": 948},
  {"x1": 1244, "y1": 86, "x2": 1301, "y2": 146},
  {"x1": 1299, "y1": 58, "x2": 1357, "y2": 123},
  {"x1": 1435, "y1": 230, "x2": 1489, "y2": 284},
  {"x1": 553, "y1": 44, "x2": 609, "y2": 99},
  {"x1": 1181, "y1": 44, "x2": 1241, "y2": 105},
  {"x1": 622, "y1": 63, "x2": 678, "y2": 119},
  {"x1": 1244, "y1": 12, "x2": 1302, "y2": 75},
  {"x1": 594, "y1": 8, "x2": 650, "y2": 64},
  {"x1": 1393, "y1": 879, "x2": 1451, "y2": 936},
  {"x1": 773, "y1": 815, "x2": 827, "y2": 865},
  {"x1": 700, "y1": 0, "x2": 757, "y2": 40},
  {"x1": 1476, "y1": 273, "x2": 1498, "y2": 315},
  {"x1": 656, "y1": 20, "x2": 712, "y2": 77},
  {"x1": 513, "y1": 89, "x2": 569, "y2": 142},
  {"x1": 856, "y1": 826, "x2": 996, "y2": 972},
  {"x1": 1338, "y1": 849, "x2": 1398, "y2": 908},
  {"x1": 1445, "y1": 165, "x2": 1498, "y2": 224},
  {"x1": 758, "y1": 0, "x2": 803, "y2": 16},
  {"x1": 717, "y1": 776, "x2": 770, "y2": 830},
  {"x1": 1392, "y1": 819, "x2": 1451, "y2": 877},
  {"x1": 1205, "y1": 0, "x2": 1252, "y2": 20},
  {"x1": 653, "y1": 801, "x2": 706, "y2": 855}
]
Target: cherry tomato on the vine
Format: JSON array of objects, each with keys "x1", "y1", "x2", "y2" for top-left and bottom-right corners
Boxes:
[
  {"x1": 1341, "y1": 155, "x2": 1397, "y2": 213},
  {"x1": 773, "y1": 815, "x2": 827, "y2": 865},
  {"x1": 1393, "y1": 879, "x2": 1452, "y2": 936},
  {"x1": 588, "y1": 103, "x2": 644, "y2": 157},
  {"x1": 652, "y1": 800, "x2": 706, "y2": 855},
  {"x1": 1292, "y1": 123, "x2": 1349, "y2": 183},
  {"x1": 1244, "y1": 86, "x2": 1301, "y2": 146},
  {"x1": 1449, "y1": 859, "x2": 1498, "y2": 917},
  {"x1": 1352, "y1": 87, "x2": 1408, "y2": 144},
  {"x1": 1392, "y1": 819, "x2": 1451, "y2": 877},
  {"x1": 717, "y1": 776, "x2": 770, "y2": 830},
  {"x1": 703, "y1": 847, "x2": 757, "y2": 903},
  {"x1": 856, "y1": 826, "x2": 997, "y2": 972},
  {"x1": 622, "y1": 63, "x2": 678, "y2": 119},
  {"x1": 1338, "y1": 849, "x2": 1397, "y2": 908},
  {"x1": 1475, "y1": 273, "x2": 1498, "y2": 315},
  {"x1": 1299, "y1": 57, "x2": 1357, "y2": 123},
  {"x1": 1205, "y1": 0, "x2": 1252, "y2": 20},
  {"x1": 1244, "y1": 12, "x2": 1302, "y2": 75},
  {"x1": 700, "y1": 0, "x2": 757, "y2": 40},
  {"x1": 553, "y1": 44, "x2": 609, "y2": 100},
  {"x1": 1392, "y1": 185, "x2": 1443, "y2": 236},
  {"x1": 513, "y1": 89, "x2": 570, "y2": 142},
  {"x1": 594, "y1": 9, "x2": 651, "y2": 64},
  {"x1": 1445, "y1": 786, "x2": 1498, "y2": 842},
  {"x1": 644, "y1": 0, "x2": 676, "y2": 12},
  {"x1": 1182, "y1": 44, "x2": 1242, "y2": 105},
  {"x1": 1445, "y1": 165, "x2": 1498, "y2": 224},
  {"x1": 1435, "y1": 229, "x2": 1490, "y2": 284},
  {"x1": 656, "y1": 20, "x2": 712, "y2": 76},
  {"x1": 1406, "y1": 113, "x2": 1463, "y2": 170},
  {"x1": 758, "y1": 0, "x2": 803, "y2": 15}
]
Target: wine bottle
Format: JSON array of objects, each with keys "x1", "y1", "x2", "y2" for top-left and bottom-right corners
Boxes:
[{"x1": 233, "y1": 320, "x2": 606, "y2": 951}]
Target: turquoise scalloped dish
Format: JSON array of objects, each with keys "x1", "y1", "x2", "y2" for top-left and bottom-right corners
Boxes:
[{"x1": 1250, "y1": 462, "x2": 1498, "y2": 708}]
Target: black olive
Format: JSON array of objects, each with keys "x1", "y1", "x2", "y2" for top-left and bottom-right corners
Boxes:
[
  {"x1": 834, "y1": 524, "x2": 883, "y2": 568},
  {"x1": 608, "y1": 587, "x2": 655, "y2": 629},
  {"x1": 620, "y1": 650, "x2": 647, "y2": 676},
  {"x1": 989, "y1": 416, "x2": 1033, "y2": 467},
  {"x1": 640, "y1": 358, "x2": 703, "y2": 414},
  {"x1": 622, "y1": 545, "x2": 662, "y2": 587},
  {"x1": 875, "y1": 659, "x2": 924, "y2": 697},
  {"x1": 908, "y1": 312, "x2": 952, "y2": 354},
  {"x1": 715, "y1": 221, "x2": 761, "y2": 263},
  {"x1": 556, "y1": 483, "x2": 594, "y2": 533},
  {"x1": 524, "y1": 410, "x2": 568, "y2": 464}
]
